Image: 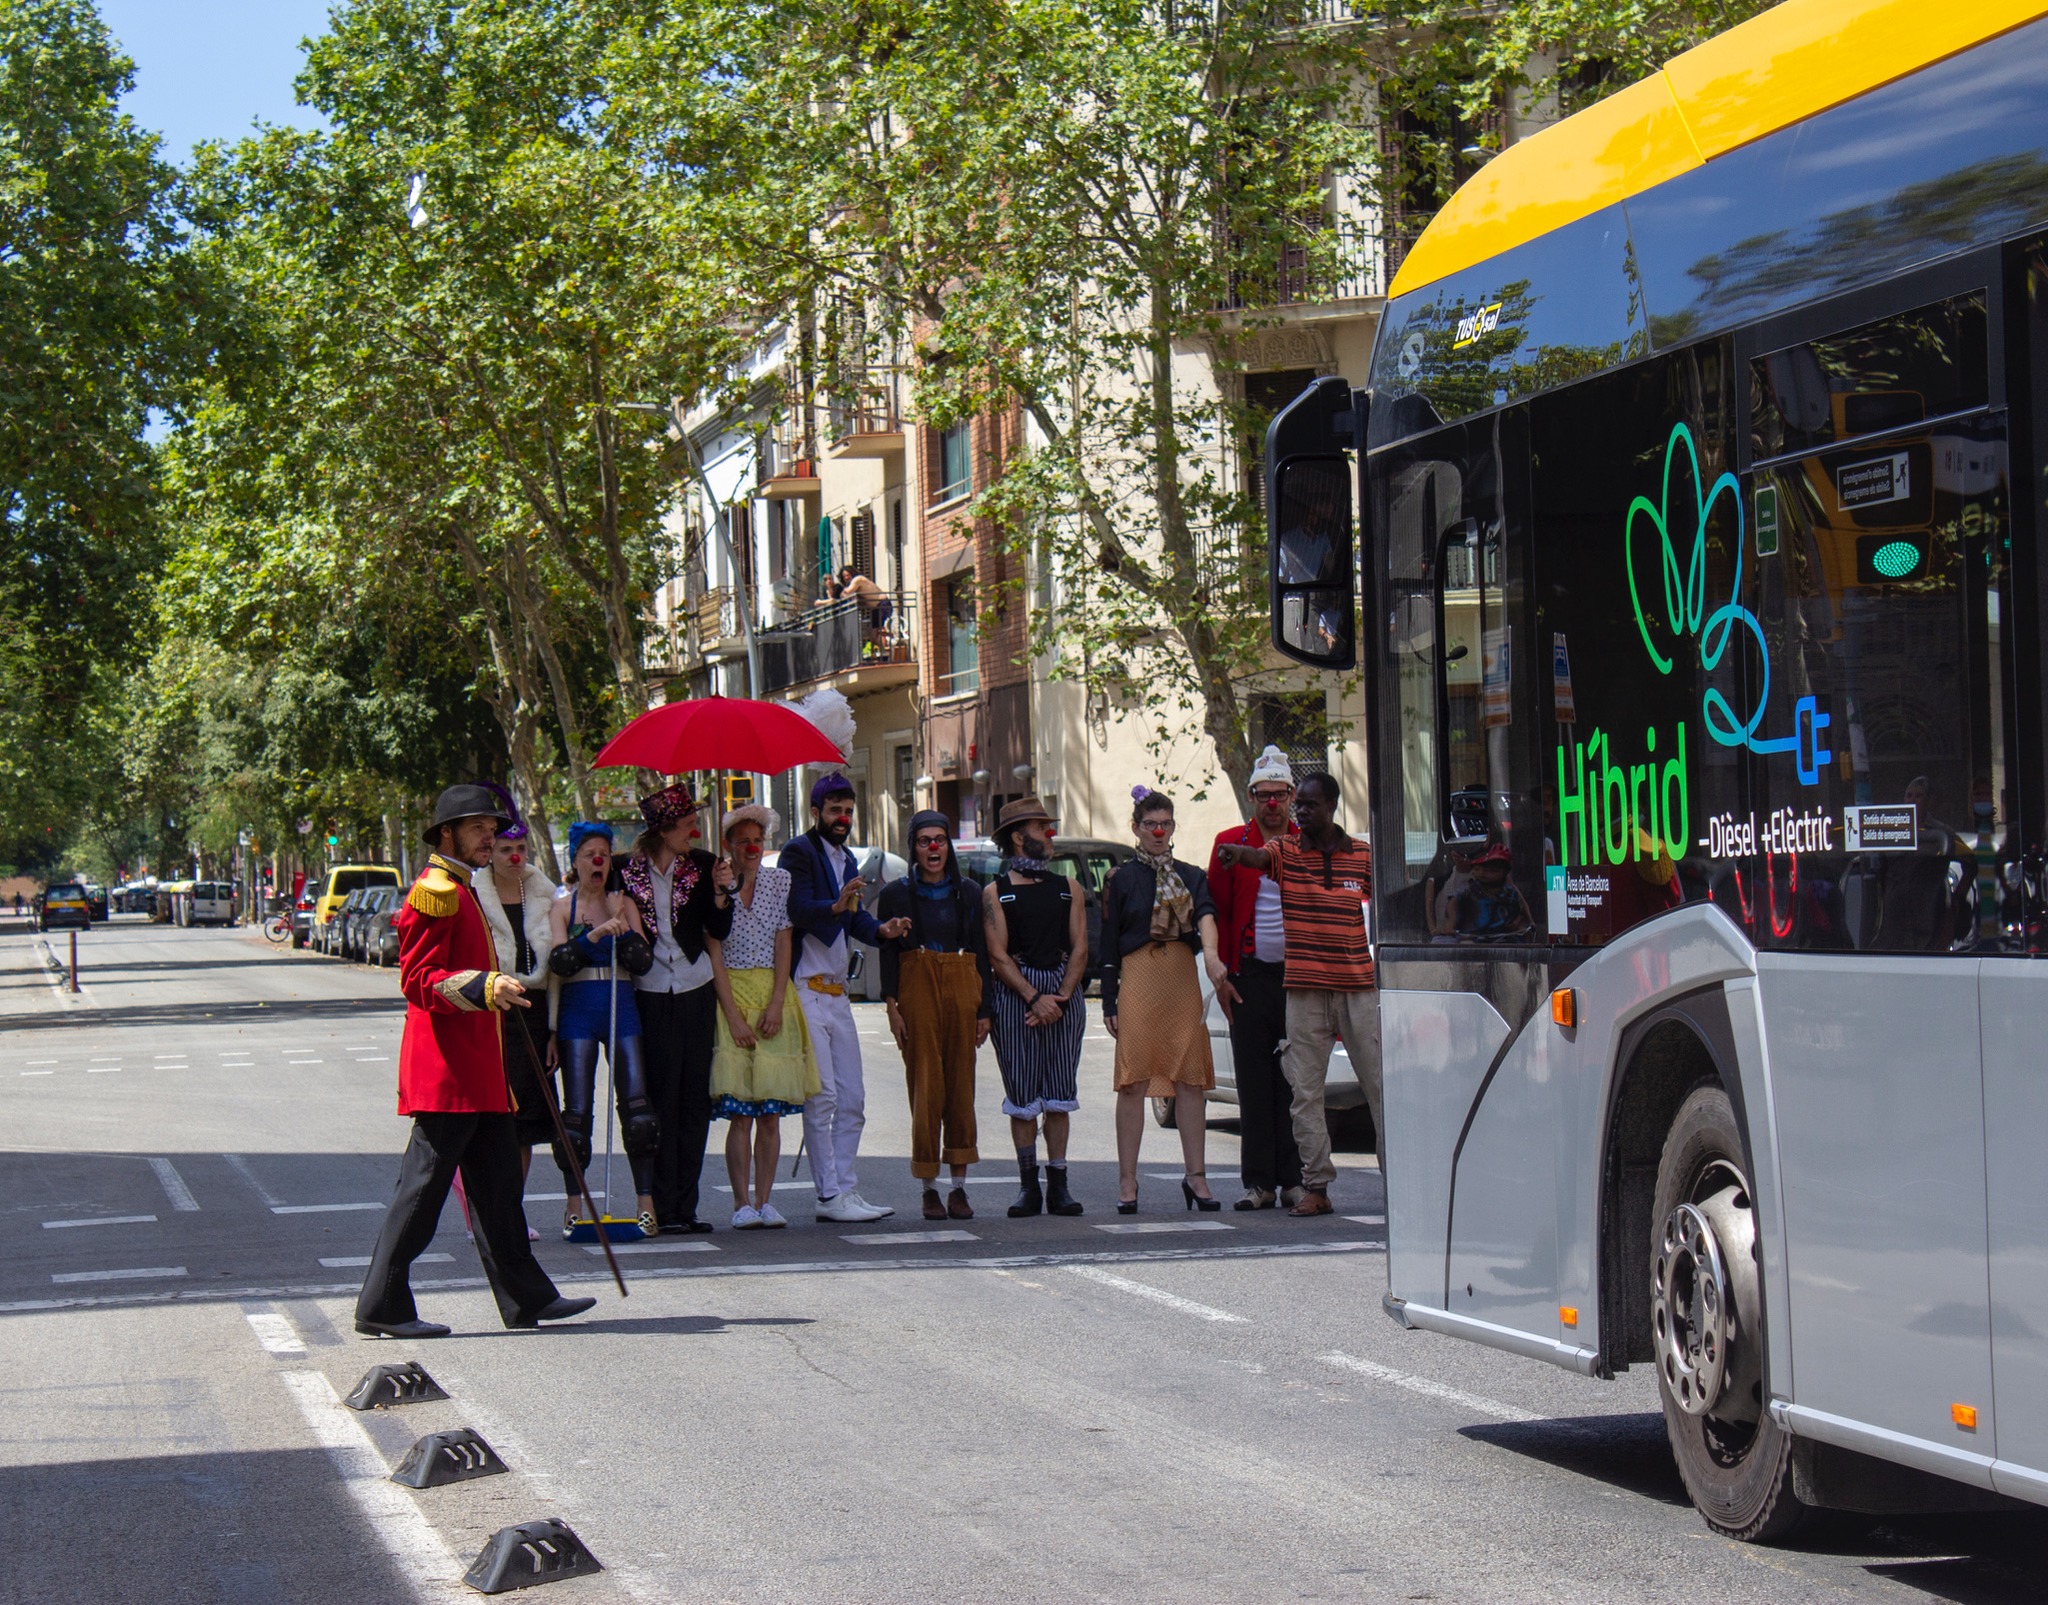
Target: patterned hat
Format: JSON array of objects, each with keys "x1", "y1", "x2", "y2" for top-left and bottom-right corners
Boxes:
[
  {"x1": 566, "y1": 820, "x2": 615, "y2": 864},
  {"x1": 638, "y1": 782, "x2": 700, "y2": 832}
]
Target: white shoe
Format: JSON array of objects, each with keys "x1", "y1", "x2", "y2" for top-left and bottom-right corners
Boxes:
[
  {"x1": 814, "y1": 1193, "x2": 870, "y2": 1223},
  {"x1": 732, "y1": 1205, "x2": 763, "y2": 1230},
  {"x1": 845, "y1": 1191, "x2": 893, "y2": 1221},
  {"x1": 757, "y1": 1202, "x2": 788, "y2": 1229}
]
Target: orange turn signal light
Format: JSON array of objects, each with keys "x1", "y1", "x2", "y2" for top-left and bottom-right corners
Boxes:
[
  {"x1": 1952, "y1": 1403, "x2": 1979, "y2": 1431},
  {"x1": 1551, "y1": 988, "x2": 1576, "y2": 1028},
  {"x1": 1559, "y1": 1306, "x2": 1579, "y2": 1328}
]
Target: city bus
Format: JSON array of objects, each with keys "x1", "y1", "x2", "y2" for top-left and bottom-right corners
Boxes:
[{"x1": 1266, "y1": 0, "x2": 2048, "y2": 1541}]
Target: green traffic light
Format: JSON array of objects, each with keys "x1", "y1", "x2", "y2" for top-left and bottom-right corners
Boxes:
[{"x1": 1871, "y1": 539, "x2": 1920, "y2": 579}]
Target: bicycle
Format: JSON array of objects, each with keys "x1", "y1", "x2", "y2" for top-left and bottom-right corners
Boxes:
[{"x1": 262, "y1": 912, "x2": 292, "y2": 945}]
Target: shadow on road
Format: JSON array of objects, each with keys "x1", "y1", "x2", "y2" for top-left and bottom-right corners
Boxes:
[
  {"x1": 1461, "y1": 1410, "x2": 1689, "y2": 1507},
  {"x1": 0, "y1": 1445, "x2": 424, "y2": 1604},
  {"x1": 472, "y1": 1313, "x2": 817, "y2": 1339},
  {"x1": 0, "y1": 995, "x2": 404, "y2": 1032}
]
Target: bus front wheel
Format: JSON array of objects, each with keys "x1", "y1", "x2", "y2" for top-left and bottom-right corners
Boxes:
[{"x1": 1651, "y1": 1082, "x2": 1806, "y2": 1542}]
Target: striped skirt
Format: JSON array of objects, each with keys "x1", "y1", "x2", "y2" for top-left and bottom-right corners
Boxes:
[{"x1": 990, "y1": 961, "x2": 1087, "y2": 1118}]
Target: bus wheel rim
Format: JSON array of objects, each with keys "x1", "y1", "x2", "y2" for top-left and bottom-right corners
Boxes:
[{"x1": 1654, "y1": 1200, "x2": 1733, "y2": 1417}]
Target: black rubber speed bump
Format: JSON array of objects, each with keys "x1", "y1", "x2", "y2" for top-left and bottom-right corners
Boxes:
[
  {"x1": 344, "y1": 1360, "x2": 449, "y2": 1411},
  {"x1": 463, "y1": 1518, "x2": 602, "y2": 1593},
  {"x1": 390, "y1": 1427, "x2": 507, "y2": 1489}
]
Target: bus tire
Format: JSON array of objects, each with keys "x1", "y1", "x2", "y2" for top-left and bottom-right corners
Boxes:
[
  {"x1": 1151, "y1": 1096, "x2": 1177, "y2": 1129},
  {"x1": 1651, "y1": 1082, "x2": 1806, "y2": 1543}
]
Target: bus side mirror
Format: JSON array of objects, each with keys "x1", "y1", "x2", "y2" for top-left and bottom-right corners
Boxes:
[{"x1": 1266, "y1": 377, "x2": 1362, "y2": 670}]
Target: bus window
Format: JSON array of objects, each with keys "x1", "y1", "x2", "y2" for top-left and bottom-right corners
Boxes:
[
  {"x1": 1747, "y1": 406, "x2": 2013, "y2": 952},
  {"x1": 1529, "y1": 343, "x2": 1741, "y2": 947},
  {"x1": 1751, "y1": 292, "x2": 1989, "y2": 461},
  {"x1": 1373, "y1": 412, "x2": 1539, "y2": 944}
]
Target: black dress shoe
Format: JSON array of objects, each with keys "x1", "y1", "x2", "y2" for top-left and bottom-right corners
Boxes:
[
  {"x1": 509, "y1": 1296, "x2": 597, "y2": 1329},
  {"x1": 355, "y1": 1317, "x2": 452, "y2": 1340}
]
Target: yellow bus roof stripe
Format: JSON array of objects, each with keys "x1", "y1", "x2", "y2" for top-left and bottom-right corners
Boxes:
[{"x1": 1388, "y1": 0, "x2": 2048, "y2": 301}]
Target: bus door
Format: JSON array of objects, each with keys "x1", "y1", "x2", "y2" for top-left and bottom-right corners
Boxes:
[
  {"x1": 1979, "y1": 239, "x2": 2048, "y2": 1497},
  {"x1": 1744, "y1": 273, "x2": 2014, "y2": 1468}
]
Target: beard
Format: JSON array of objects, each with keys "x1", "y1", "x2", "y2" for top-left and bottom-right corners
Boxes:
[
  {"x1": 819, "y1": 815, "x2": 853, "y2": 845},
  {"x1": 1018, "y1": 833, "x2": 1051, "y2": 862}
]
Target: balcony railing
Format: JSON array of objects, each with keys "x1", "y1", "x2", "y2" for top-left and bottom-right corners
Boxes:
[
  {"x1": 825, "y1": 366, "x2": 906, "y2": 456},
  {"x1": 1215, "y1": 216, "x2": 1383, "y2": 311},
  {"x1": 760, "y1": 591, "x2": 919, "y2": 695}
]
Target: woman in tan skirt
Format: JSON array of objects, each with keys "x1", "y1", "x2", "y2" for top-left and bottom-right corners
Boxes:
[{"x1": 1101, "y1": 788, "x2": 1238, "y2": 1212}]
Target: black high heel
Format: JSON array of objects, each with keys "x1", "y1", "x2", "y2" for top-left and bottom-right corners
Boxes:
[
  {"x1": 1182, "y1": 1175, "x2": 1221, "y2": 1213},
  {"x1": 1116, "y1": 1188, "x2": 1139, "y2": 1215}
]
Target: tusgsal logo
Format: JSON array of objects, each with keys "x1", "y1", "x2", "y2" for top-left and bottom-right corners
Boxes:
[
  {"x1": 1625, "y1": 423, "x2": 1831, "y2": 786},
  {"x1": 1452, "y1": 302, "x2": 1504, "y2": 348}
]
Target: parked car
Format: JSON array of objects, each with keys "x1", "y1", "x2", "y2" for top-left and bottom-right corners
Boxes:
[
  {"x1": 290, "y1": 886, "x2": 317, "y2": 949},
  {"x1": 178, "y1": 881, "x2": 239, "y2": 927},
  {"x1": 38, "y1": 883, "x2": 92, "y2": 932},
  {"x1": 308, "y1": 864, "x2": 401, "y2": 951},
  {"x1": 1149, "y1": 965, "x2": 1376, "y2": 1150},
  {"x1": 956, "y1": 836, "x2": 1134, "y2": 994},
  {"x1": 345, "y1": 886, "x2": 397, "y2": 962},
  {"x1": 82, "y1": 884, "x2": 109, "y2": 922},
  {"x1": 329, "y1": 887, "x2": 372, "y2": 957},
  {"x1": 360, "y1": 886, "x2": 403, "y2": 966}
]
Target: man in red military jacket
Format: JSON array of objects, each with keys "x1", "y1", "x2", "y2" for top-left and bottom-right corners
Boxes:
[
  {"x1": 356, "y1": 784, "x2": 595, "y2": 1338},
  {"x1": 1207, "y1": 746, "x2": 1304, "y2": 1212}
]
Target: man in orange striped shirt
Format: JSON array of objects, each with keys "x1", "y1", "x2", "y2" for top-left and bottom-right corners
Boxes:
[{"x1": 1215, "y1": 771, "x2": 1379, "y2": 1217}]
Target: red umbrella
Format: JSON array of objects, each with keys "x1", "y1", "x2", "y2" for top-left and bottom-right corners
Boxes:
[{"x1": 591, "y1": 696, "x2": 844, "y2": 775}]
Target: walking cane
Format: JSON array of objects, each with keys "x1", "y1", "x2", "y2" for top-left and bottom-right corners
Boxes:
[{"x1": 505, "y1": 1007, "x2": 627, "y2": 1299}]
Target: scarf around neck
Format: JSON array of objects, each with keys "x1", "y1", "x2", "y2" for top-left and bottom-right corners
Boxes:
[{"x1": 1137, "y1": 844, "x2": 1194, "y2": 940}]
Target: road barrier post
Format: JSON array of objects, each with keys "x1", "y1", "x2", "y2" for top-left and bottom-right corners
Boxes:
[{"x1": 67, "y1": 930, "x2": 79, "y2": 994}]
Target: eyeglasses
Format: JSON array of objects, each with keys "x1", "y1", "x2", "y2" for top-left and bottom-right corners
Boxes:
[
  {"x1": 1250, "y1": 789, "x2": 1293, "y2": 803},
  {"x1": 914, "y1": 836, "x2": 949, "y2": 850}
]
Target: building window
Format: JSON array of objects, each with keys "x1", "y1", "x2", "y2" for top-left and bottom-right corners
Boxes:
[
  {"x1": 892, "y1": 745, "x2": 914, "y2": 807},
  {"x1": 935, "y1": 421, "x2": 971, "y2": 505},
  {"x1": 768, "y1": 499, "x2": 788, "y2": 584},
  {"x1": 1248, "y1": 690, "x2": 1328, "y2": 780},
  {"x1": 942, "y1": 573, "x2": 979, "y2": 697}
]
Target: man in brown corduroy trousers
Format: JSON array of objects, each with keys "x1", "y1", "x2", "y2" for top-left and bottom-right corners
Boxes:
[{"x1": 878, "y1": 810, "x2": 991, "y2": 1221}]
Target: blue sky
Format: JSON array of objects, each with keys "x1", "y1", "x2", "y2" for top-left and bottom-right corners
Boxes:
[{"x1": 99, "y1": 0, "x2": 336, "y2": 165}]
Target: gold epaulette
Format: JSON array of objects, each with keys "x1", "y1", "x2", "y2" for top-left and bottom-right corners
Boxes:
[{"x1": 408, "y1": 867, "x2": 462, "y2": 919}]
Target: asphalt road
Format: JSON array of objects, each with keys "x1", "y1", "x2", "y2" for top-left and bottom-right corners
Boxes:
[{"x1": 4, "y1": 915, "x2": 2046, "y2": 1603}]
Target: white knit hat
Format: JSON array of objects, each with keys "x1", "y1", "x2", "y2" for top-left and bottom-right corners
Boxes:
[
  {"x1": 1248, "y1": 744, "x2": 1294, "y2": 789},
  {"x1": 721, "y1": 803, "x2": 782, "y2": 842}
]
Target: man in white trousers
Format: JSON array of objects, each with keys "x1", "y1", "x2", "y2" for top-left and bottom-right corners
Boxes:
[{"x1": 781, "y1": 773, "x2": 913, "y2": 1222}]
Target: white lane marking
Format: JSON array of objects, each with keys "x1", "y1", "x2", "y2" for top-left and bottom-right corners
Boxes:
[
  {"x1": 279, "y1": 1370, "x2": 462, "y2": 1597},
  {"x1": 1344, "y1": 1214, "x2": 1386, "y2": 1225},
  {"x1": 524, "y1": 1190, "x2": 569, "y2": 1201},
  {"x1": 149, "y1": 1157, "x2": 201, "y2": 1212},
  {"x1": 1092, "y1": 1220, "x2": 1236, "y2": 1235},
  {"x1": 1065, "y1": 1264, "x2": 1247, "y2": 1323},
  {"x1": 246, "y1": 1312, "x2": 307, "y2": 1354},
  {"x1": 841, "y1": 1229, "x2": 978, "y2": 1246},
  {"x1": 43, "y1": 1215, "x2": 157, "y2": 1229},
  {"x1": 19, "y1": 1071, "x2": 53, "y2": 1077},
  {"x1": 26, "y1": 1058, "x2": 55, "y2": 1065},
  {"x1": 582, "y1": 1241, "x2": 720, "y2": 1256},
  {"x1": 89, "y1": 1054, "x2": 121, "y2": 1061},
  {"x1": 272, "y1": 1202, "x2": 383, "y2": 1215},
  {"x1": 320, "y1": 1253, "x2": 452, "y2": 1269},
  {"x1": 3, "y1": 1240, "x2": 1376, "y2": 1311},
  {"x1": 1319, "y1": 1351, "x2": 1540, "y2": 1423},
  {"x1": 51, "y1": 1267, "x2": 188, "y2": 1284},
  {"x1": 352, "y1": 1056, "x2": 390, "y2": 1062},
  {"x1": 222, "y1": 1153, "x2": 283, "y2": 1207},
  {"x1": 284, "y1": 1058, "x2": 325, "y2": 1064},
  {"x1": 1144, "y1": 1171, "x2": 1241, "y2": 1181},
  {"x1": 86, "y1": 1067, "x2": 122, "y2": 1074}
]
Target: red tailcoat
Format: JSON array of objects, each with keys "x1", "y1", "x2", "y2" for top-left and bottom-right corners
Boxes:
[
  {"x1": 395, "y1": 854, "x2": 512, "y2": 1115},
  {"x1": 1208, "y1": 820, "x2": 1299, "y2": 976}
]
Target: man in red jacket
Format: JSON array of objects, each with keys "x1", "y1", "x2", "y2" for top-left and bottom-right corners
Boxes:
[
  {"x1": 355, "y1": 784, "x2": 594, "y2": 1339},
  {"x1": 1207, "y1": 746, "x2": 1304, "y2": 1211}
]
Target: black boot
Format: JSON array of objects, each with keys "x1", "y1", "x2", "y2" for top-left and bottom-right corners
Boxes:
[
  {"x1": 1008, "y1": 1162, "x2": 1043, "y2": 1218},
  {"x1": 1044, "y1": 1164, "x2": 1084, "y2": 1217}
]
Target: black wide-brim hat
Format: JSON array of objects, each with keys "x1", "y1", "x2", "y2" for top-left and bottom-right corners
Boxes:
[{"x1": 423, "y1": 783, "x2": 514, "y2": 844}]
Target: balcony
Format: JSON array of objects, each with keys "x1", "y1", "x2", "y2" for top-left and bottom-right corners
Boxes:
[
  {"x1": 1215, "y1": 216, "x2": 1383, "y2": 312},
  {"x1": 689, "y1": 586, "x2": 747, "y2": 664},
  {"x1": 825, "y1": 367, "x2": 906, "y2": 460},
  {"x1": 760, "y1": 591, "x2": 919, "y2": 697}
]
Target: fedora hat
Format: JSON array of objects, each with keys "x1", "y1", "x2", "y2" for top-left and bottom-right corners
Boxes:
[
  {"x1": 993, "y1": 795, "x2": 1057, "y2": 842},
  {"x1": 422, "y1": 783, "x2": 513, "y2": 844}
]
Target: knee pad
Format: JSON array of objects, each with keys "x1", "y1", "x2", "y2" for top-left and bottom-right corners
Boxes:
[
  {"x1": 621, "y1": 1099, "x2": 660, "y2": 1160},
  {"x1": 553, "y1": 1111, "x2": 593, "y2": 1176}
]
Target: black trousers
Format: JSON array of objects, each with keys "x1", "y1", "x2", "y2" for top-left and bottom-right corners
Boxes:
[
  {"x1": 1230, "y1": 959, "x2": 1302, "y2": 1193},
  {"x1": 638, "y1": 985, "x2": 718, "y2": 1224},
  {"x1": 357, "y1": 1111, "x2": 561, "y2": 1328}
]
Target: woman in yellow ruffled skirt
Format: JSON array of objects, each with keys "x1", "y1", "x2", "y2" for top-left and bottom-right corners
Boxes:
[{"x1": 708, "y1": 805, "x2": 820, "y2": 1228}]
